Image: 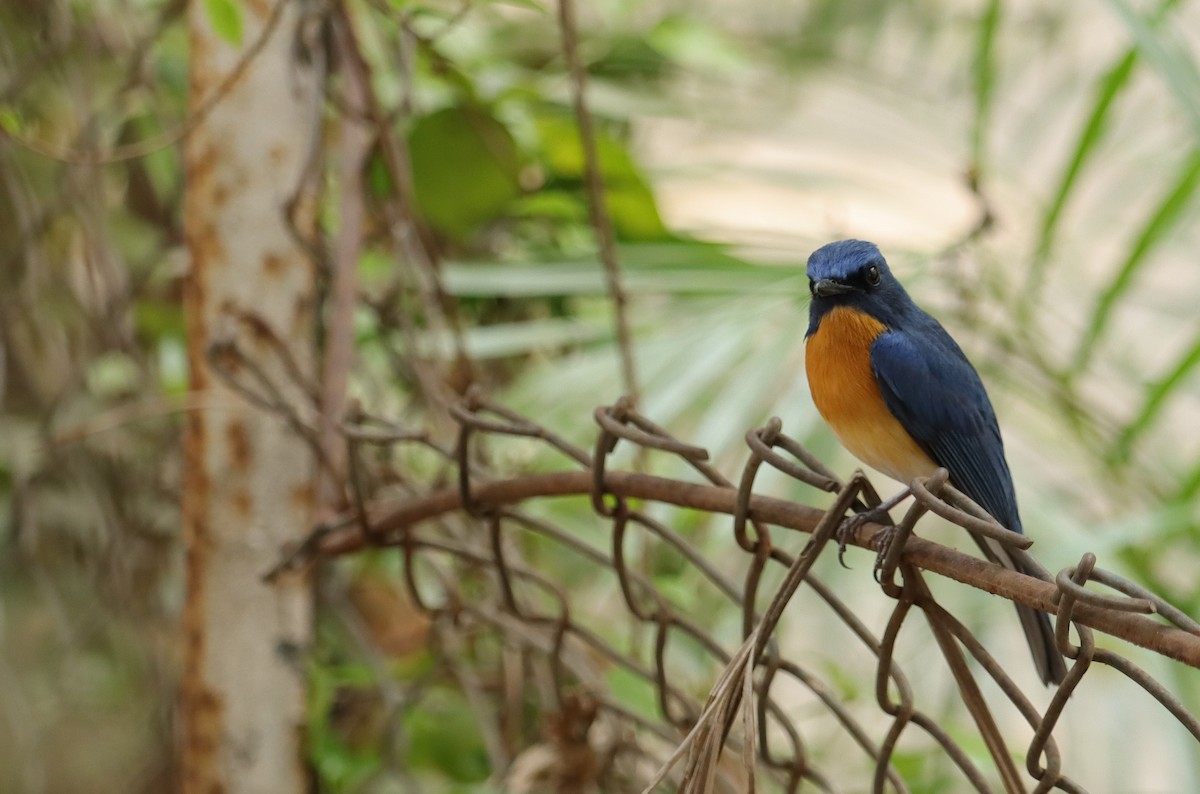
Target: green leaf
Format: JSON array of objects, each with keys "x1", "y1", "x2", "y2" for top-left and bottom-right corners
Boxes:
[
  {"x1": 969, "y1": 0, "x2": 1002, "y2": 173},
  {"x1": 404, "y1": 692, "x2": 491, "y2": 782},
  {"x1": 534, "y1": 113, "x2": 669, "y2": 240},
  {"x1": 605, "y1": 664, "x2": 658, "y2": 721},
  {"x1": 203, "y1": 0, "x2": 243, "y2": 46},
  {"x1": 157, "y1": 338, "x2": 188, "y2": 394},
  {"x1": 648, "y1": 15, "x2": 750, "y2": 76},
  {"x1": 356, "y1": 248, "x2": 393, "y2": 289},
  {"x1": 639, "y1": 308, "x2": 755, "y2": 427},
  {"x1": 307, "y1": 665, "x2": 381, "y2": 792},
  {"x1": 1036, "y1": 49, "x2": 1137, "y2": 256},
  {"x1": 509, "y1": 191, "x2": 588, "y2": 223},
  {"x1": 86, "y1": 352, "x2": 142, "y2": 398},
  {"x1": 1112, "y1": 325, "x2": 1200, "y2": 464},
  {"x1": 443, "y1": 262, "x2": 603, "y2": 297},
  {"x1": 488, "y1": 0, "x2": 544, "y2": 9},
  {"x1": 1070, "y1": 147, "x2": 1200, "y2": 377},
  {"x1": 605, "y1": 182, "x2": 668, "y2": 241},
  {"x1": 1024, "y1": 0, "x2": 1182, "y2": 319},
  {"x1": 587, "y1": 34, "x2": 670, "y2": 81},
  {"x1": 366, "y1": 153, "x2": 393, "y2": 200},
  {"x1": 618, "y1": 241, "x2": 752, "y2": 270},
  {"x1": 1178, "y1": 461, "x2": 1200, "y2": 501},
  {"x1": 445, "y1": 317, "x2": 612, "y2": 359},
  {"x1": 1024, "y1": 47, "x2": 1138, "y2": 322},
  {"x1": 439, "y1": 259, "x2": 798, "y2": 298},
  {"x1": 409, "y1": 106, "x2": 522, "y2": 239},
  {"x1": 1105, "y1": 0, "x2": 1200, "y2": 132},
  {"x1": 537, "y1": 113, "x2": 635, "y2": 182},
  {"x1": 0, "y1": 105, "x2": 22, "y2": 134},
  {"x1": 134, "y1": 300, "x2": 185, "y2": 340}
]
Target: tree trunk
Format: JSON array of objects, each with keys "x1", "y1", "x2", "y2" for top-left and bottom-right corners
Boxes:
[{"x1": 181, "y1": 1, "x2": 319, "y2": 791}]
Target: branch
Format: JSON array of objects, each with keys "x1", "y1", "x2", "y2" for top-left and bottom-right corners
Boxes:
[
  {"x1": 276, "y1": 469, "x2": 1200, "y2": 670},
  {"x1": 317, "y1": 15, "x2": 376, "y2": 516},
  {"x1": 557, "y1": 0, "x2": 640, "y2": 403},
  {"x1": 335, "y1": 0, "x2": 475, "y2": 398}
]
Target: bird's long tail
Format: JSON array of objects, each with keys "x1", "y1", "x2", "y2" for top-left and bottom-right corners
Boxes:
[{"x1": 977, "y1": 538, "x2": 1067, "y2": 686}]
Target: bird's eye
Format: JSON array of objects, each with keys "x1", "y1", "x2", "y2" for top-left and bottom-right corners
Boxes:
[{"x1": 865, "y1": 265, "x2": 881, "y2": 287}]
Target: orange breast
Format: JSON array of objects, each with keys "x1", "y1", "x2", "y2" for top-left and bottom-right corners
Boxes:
[{"x1": 805, "y1": 306, "x2": 938, "y2": 485}]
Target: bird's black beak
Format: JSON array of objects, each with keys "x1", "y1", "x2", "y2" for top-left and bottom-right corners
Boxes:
[{"x1": 812, "y1": 278, "x2": 854, "y2": 298}]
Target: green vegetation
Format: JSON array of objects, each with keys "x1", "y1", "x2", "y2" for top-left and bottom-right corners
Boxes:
[{"x1": 3, "y1": 0, "x2": 1200, "y2": 790}]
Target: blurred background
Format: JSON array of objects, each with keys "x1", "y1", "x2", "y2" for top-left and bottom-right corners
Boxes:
[{"x1": 3, "y1": 0, "x2": 1200, "y2": 791}]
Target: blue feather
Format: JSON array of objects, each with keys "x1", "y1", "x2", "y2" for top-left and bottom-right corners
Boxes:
[{"x1": 870, "y1": 320, "x2": 1022, "y2": 535}]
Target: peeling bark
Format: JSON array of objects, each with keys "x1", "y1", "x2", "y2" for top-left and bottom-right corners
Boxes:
[{"x1": 182, "y1": 1, "x2": 319, "y2": 791}]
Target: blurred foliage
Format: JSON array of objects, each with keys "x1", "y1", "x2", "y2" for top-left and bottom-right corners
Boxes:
[{"x1": 4, "y1": 0, "x2": 1200, "y2": 791}]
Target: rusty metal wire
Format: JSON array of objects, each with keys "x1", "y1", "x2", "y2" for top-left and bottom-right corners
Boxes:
[{"x1": 261, "y1": 385, "x2": 1200, "y2": 793}]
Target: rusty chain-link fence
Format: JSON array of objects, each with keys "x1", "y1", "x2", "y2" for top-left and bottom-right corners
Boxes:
[{"x1": 243, "y1": 363, "x2": 1200, "y2": 793}]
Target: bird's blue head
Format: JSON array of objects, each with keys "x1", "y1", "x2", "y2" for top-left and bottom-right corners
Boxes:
[{"x1": 805, "y1": 239, "x2": 914, "y2": 335}]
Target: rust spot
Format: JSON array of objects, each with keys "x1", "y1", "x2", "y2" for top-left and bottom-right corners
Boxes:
[
  {"x1": 293, "y1": 293, "x2": 313, "y2": 330},
  {"x1": 263, "y1": 252, "x2": 286, "y2": 277},
  {"x1": 183, "y1": 200, "x2": 221, "y2": 402},
  {"x1": 187, "y1": 28, "x2": 215, "y2": 99},
  {"x1": 180, "y1": 668, "x2": 226, "y2": 793},
  {"x1": 245, "y1": 0, "x2": 272, "y2": 22},
  {"x1": 234, "y1": 310, "x2": 275, "y2": 345},
  {"x1": 188, "y1": 219, "x2": 226, "y2": 274},
  {"x1": 211, "y1": 180, "x2": 230, "y2": 208},
  {"x1": 292, "y1": 482, "x2": 315, "y2": 511},
  {"x1": 183, "y1": 283, "x2": 209, "y2": 392},
  {"x1": 232, "y1": 488, "x2": 252, "y2": 517},
  {"x1": 182, "y1": 403, "x2": 224, "y2": 792},
  {"x1": 185, "y1": 141, "x2": 218, "y2": 194},
  {"x1": 268, "y1": 142, "x2": 289, "y2": 168},
  {"x1": 207, "y1": 340, "x2": 243, "y2": 375},
  {"x1": 226, "y1": 419, "x2": 252, "y2": 471},
  {"x1": 184, "y1": 140, "x2": 228, "y2": 271},
  {"x1": 186, "y1": 687, "x2": 223, "y2": 758},
  {"x1": 290, "y1": 188, "x2": 319, "y2": 233}
]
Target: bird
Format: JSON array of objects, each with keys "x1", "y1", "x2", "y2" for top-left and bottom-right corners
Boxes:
[{"x1": 803, "y1": 239, "x2": 1066, "y2": 685}]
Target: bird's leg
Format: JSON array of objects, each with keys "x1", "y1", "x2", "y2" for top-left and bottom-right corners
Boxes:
[{"x1": 836, "y1": 486, "x2": 912, "y2": 567}]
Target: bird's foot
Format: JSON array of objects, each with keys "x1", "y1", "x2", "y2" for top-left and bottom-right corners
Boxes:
[
  {"x1": 835, "y1": 487, "x2": 912, "y2": 568},
  {"x1": 838, "y1": 513, "x2": 902, "y2": 581},
  {"x1": 836, "y1": 507, "x2": 886, "y2": 568}
]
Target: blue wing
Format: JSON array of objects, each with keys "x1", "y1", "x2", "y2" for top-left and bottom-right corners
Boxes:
[{"x1": 869, "y1": 324, "x2": 1022, "y2": 535}]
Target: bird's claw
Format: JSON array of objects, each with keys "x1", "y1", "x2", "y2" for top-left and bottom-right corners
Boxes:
[
  {"x1": 871, "y1": 525, "x2": 900, "y2": 583},
  {"x1": 836, "y1": 512, "x2": 870, "y2": 568},
  {"x1": 836, "y1": 504, "x2": 897, "y2": 570},
  {"x1": 838, "y1": 516, "x2": 900, "y2": 582}
]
